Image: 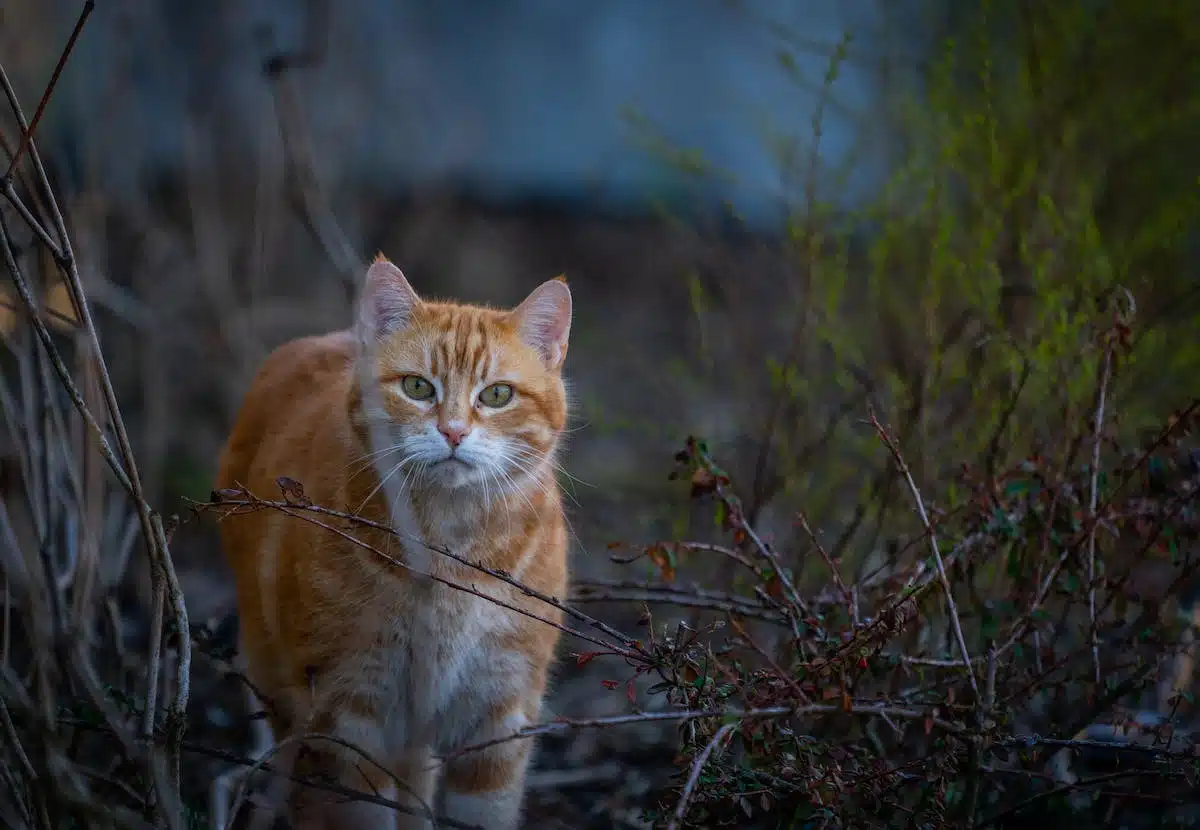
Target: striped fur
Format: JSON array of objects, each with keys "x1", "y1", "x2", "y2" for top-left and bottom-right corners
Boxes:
[{"x1": 215, "y1": 256, "x2": 572, "y2": 829}]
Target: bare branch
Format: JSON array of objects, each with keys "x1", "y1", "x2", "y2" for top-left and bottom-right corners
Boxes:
[
  {"x1": 1086, "y1": 342, "x2": 1113, "y2": 685},
  {"x1": 666, "y1": 722, "x2": 735, "y2": 830},
  {"x1": 202, "y1": 489, "x2": 642, "y2": 658},
  {"x1": 868, "y1": 408, "x2": 980, "y2": 698}
]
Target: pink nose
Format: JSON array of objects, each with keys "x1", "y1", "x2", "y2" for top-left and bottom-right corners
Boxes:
[{"x1": 439, "y1": 423, "x2": 470, "y2": 448}]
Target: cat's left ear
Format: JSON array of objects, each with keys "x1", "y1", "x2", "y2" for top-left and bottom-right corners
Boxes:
[
  {"x1": 357, "y1": 255, "x2": 420, "y2": 344},
  {"x1": 512, "y1": 276, "x2": 572, "y2": 370}
]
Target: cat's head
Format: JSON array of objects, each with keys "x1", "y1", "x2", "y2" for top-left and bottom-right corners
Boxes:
[{"x1": 352, "y1": 254, "x2": 572, "y2": 495}]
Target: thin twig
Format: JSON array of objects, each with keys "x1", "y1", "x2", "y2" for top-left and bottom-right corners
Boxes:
[
  {"x1": 0, "y1": 27, "x2": 191, "y2": 824},
  {"x1": 438, "y1": 702, "x2": 964, "y2": 763},
  {"x1": 964, "y1": 643, "x2": 999, "y2": 826},
  {"x1": 0, "y1": 215, "x2": 132, "y2": 495},
  {"x1": 1087, "y1": 344, "x2": 1113, "y2": 685},
  {"x1": 996, "y1": 733, "x2": 1197, "y2": 758},
  {"x1": 689, "y1": 438, "x2": 810, "y2": 619},
  {"x1": 666, "y1": 723, "x2": 735, "y2": 830},
  {"x1": 2, "y1": 1, "x2": 95, "y2": 180},
  {"x1": 224, "y1": 732, "x2": 445, "y2": 830},
  {"x1": 978, "y1": 769, "x2": 1188, "y2": 827},
  {"x1": 570, "y1": 579, "x2": 786, "y2": 624},
  {"x1": 59, "y1": 717, "x2": 479, "y2": 830},
  {"x1": 869, "y1": 409, "x2": 980, "y2": 698},
  {"x1": 0, "y1": 181, "x2": 64, "y2": 261},
  {"x1": 797, "y1": 510, "x2": 853, "y2": 614},
  {"x1": 141, "y1": 579, "x2": 166, "y2": 742},
  {"x1": 728, "y1": 615, "x2": 811, "y2": 702},
  {"x1": 202, "y1": 489, "x2": 644, "y2": 658},
  {"x1": 0, "y1": 698, "x2": 51, "y2": 830}
]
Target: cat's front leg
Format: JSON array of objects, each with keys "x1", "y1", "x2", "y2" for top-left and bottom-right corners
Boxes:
[
  {"x1": 440, "y1": 699, "x2": 536, "y2": 830},
  {"x1": 391, "y1": 745, "x2": 439, "y2": 830},
  {"x1": 285, "y1": 693, "x2": 412, "y2": 830},
  {"x1": 284, "y1": 742, "x2": 401, "y2": 830}
]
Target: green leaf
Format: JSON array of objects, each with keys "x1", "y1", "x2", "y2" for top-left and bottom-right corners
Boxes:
[
  {"x1": 1004, "y1": 543, "x2": 1022, "y2": 579},
  {"x1": 1003, "y1": 478, "x2": 1030, "y2": 497}
]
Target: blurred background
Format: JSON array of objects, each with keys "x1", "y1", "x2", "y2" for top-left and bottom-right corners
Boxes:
[
  {"x1": 2, "y1": 0, "x2": 947, "y2": 607},
  {"x1": 1, "y1": 0, "x2": 1198, "y2": 826}
]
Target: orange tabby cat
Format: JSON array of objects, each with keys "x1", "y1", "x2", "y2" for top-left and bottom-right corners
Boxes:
[{"x1": 214, "y1": 255, "x2": 572, "y2": 829}]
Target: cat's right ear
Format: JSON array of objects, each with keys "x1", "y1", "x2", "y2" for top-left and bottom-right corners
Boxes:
[{"x1": 357, "y1": 256, "x2": 419, "y2": 343}]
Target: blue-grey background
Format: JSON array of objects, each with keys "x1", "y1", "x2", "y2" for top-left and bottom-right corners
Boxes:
[
  {"x1": 29, "y1": 0, "x2": 928, "y2": 226},
  {"x1": 7, "y1": 0, "x2": 1194, "y2": 614}
]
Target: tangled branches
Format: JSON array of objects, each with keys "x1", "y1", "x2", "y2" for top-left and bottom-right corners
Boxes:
[{"x1": 192, "y1": 390, "x2": 1199, "y2": 828}]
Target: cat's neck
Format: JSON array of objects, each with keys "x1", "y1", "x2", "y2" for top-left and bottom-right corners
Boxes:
[
  {"x1": 342, "y1": 446, "x2": 556, "y2": 564},
  {"x1": 406, "y1": 468, "x2": 553, "y2": 550}
]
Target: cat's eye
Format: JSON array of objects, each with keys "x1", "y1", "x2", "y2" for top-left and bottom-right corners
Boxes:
[
  {"x1": 400, "y1": 375, "x2": 435, "y2": 401},
  {"x1": 478, "y1": 383, "x2": 514, "y2": 408}
]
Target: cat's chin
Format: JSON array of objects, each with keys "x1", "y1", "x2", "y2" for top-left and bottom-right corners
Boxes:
[{"x1": 424, "y1": 456, "x2": 481, "y2": 490}]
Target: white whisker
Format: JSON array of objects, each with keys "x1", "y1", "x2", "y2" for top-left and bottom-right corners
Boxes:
[
  {"x1": 503, "y1": 444, "x2": 586, "y2": 507},
  {"x1": 485, "y1": 463, "x2": 516, "y2": 528},
  {"x1": 355, "y1": 450, "x2": 421, "y2": 515},
  {"x1": 344, "y1": 440, "x2": 414, "y2": 483},
  {"x1": 494, "y1": 451, "x2": 561, "y2": 516},
  {"x1": 510, "y1": 444, "x2": 591, "y2": 487},
  {"x1": 493, "y1": 463, "x2": 539, "y2": 516}
]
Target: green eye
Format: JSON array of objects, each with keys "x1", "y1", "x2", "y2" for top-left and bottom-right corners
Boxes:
[
  {"x1": 478, "y1": 383, "x2": 514, "y2": 408},
  {"x1": 400, "y1": 375, "x2": 435, "y2": 401}
]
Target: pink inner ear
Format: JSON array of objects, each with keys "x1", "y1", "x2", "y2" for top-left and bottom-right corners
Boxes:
[
  {"x1": 359, "y1": 261, "x2": 419, "y2": 341},
  {"x1": 514, "y1": 279, "x2": 572, "y2": 368}
]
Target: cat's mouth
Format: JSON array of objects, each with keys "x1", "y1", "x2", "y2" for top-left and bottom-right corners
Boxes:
[
  {"x1": 434, "y1": 454, "x2": 472, "y2": 468},
  {"x1": 428, "y1": 453, "x2": 478, "y2": 487}
]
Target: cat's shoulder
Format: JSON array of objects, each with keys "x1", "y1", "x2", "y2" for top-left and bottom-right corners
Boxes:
[{"x1": 220, "y1": 329, "x2": 357, "y2": 478}]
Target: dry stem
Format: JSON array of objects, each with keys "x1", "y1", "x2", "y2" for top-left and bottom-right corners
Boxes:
[{"x1": 868, "y1": 408, "x2": 980, "y2": 698}]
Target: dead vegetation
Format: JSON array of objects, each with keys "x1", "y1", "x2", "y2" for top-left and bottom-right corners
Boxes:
[{"x1": 2, "y1": 2, "x2": 1199, "y2": 829}]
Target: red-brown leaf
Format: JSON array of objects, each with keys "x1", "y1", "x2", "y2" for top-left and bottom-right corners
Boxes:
[
  {"x1": 276, "y1": 476, "x2": 312, "y2": 506},
  {"x1": 211, "y1": 487, "x2": 243, "y2": 503},
  {"x1": 690, "y1": 466, "x2": 717, "y2": 497}
]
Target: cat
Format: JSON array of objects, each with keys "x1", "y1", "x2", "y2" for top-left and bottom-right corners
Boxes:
[{"x1": 213, "y1": 254, "x2": 572, "y2": 829}]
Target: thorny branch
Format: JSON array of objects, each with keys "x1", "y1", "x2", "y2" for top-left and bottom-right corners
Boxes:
[
  {"x1": 197, "y1": 409, "x2": 1199, "y2": 828},
  {"x1": 666, "y1": 722, "x2": 734, "y2": 830},
  {"x1": 58, "y1": 718, "x2": 483, "y2": 830},
  {"x1": 2, "y1": 1, "x2": 93, "y2": 181},
  {"x1": 199, "y1": 486, "x2": 646, "y2": 660},
  {"x1": 1086, "y1": 300, "x2": 1127, "y2": 686},
  {"x1": 223, "y1": 732, "x2": 446, "y2": 830},
  {"x1": 437, "y1": 702, "x2": 967, "y2": 765}
]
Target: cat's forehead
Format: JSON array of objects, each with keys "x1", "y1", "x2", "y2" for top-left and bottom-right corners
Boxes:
[{"x1": 396, "y1": 303, "x2": 533, "y2": 377}]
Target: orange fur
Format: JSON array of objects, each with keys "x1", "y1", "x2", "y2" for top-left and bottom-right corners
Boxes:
[{"x1": 215, "y1": 257, "x2": 573, "y2": 829}]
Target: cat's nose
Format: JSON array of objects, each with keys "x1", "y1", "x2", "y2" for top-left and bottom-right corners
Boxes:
[{"x1": 438, "y1": 422, "x2": 471, "y2": 448}]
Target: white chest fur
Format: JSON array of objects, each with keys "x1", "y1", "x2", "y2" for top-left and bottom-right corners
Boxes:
[{"x1": 310, "y1": 577, "x2": 528, "y2": 762}]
